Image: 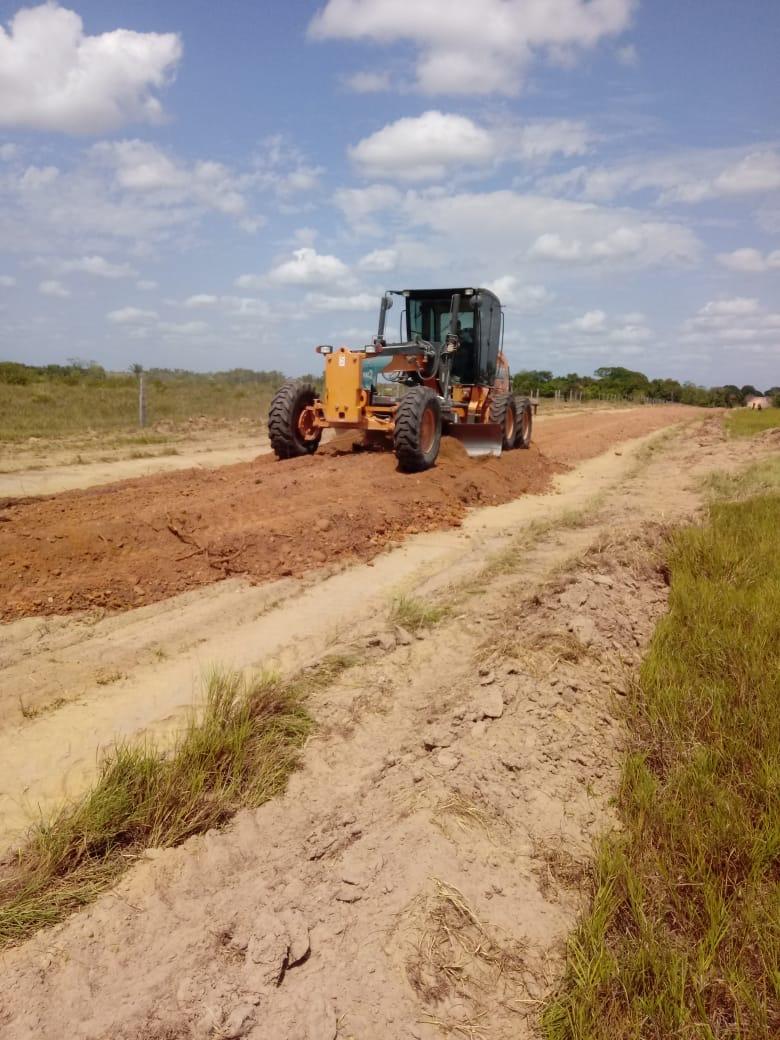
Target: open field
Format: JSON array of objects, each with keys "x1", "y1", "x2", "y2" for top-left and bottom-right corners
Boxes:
[
  {"x1": 726, "y1": 405, "x2": 780, "y2": 437},
  {"x1": 0, "y1": 409, "x2": 778, "y2": 1039},
  {"x1": 0, "y1": 372, "x2": 282, "y2": 443}
]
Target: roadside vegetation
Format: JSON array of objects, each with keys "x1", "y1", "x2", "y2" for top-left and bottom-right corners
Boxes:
[
  {"x1": 513, "y1": 365, "x2": 780, "y2": 408},
  {"x1": 0, "y1": 361, "x2": 306, "y2": 441},
  {"x1": 544, "y1": 460, "x2": 780, "y2": 1038},
  {"x1": 725, "y1": 406, "x2": 780, "y2": 438},
  {"x1": 0, "y1": 659, "x2": 352, "y2": 948}
]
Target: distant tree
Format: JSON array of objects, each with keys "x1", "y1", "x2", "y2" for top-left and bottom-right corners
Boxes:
[
  {"x1": 740, "y1": 384, "x2": 760, "y2": 400},
  {"x1": 722, "y1": 385, "x2": 743, "y2": 407}
]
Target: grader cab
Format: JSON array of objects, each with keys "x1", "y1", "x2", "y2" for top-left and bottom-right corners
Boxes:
[{"x1": 268, "y1": 287, "x2": 533, "y2": 472}]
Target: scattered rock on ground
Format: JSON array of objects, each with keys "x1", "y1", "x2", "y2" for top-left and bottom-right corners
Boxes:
[{"x1": 478, "y1": 688, "x2": 505, "y2": 719}]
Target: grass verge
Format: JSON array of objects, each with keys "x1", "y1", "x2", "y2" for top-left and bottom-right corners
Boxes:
[
  {"x1": 0, "y1": 659, "x2": 352, "y2": 949},
  {"x1": 543, "y1": 484, "x2": 780, "y2": 1038},
  {"x1": 725, "y1": 407, "x2": 780, "y2": 437},
  {"x1": 700, "y1": 454, "x2": 780, "y2": 501}
]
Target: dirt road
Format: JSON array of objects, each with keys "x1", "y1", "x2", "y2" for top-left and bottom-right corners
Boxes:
[
  {"x1": 2, "y1": 413, "x2": 774, "y2": 1040},
  {"x1": 0, "y1": 406, "x2": 698, "y2": 621}
]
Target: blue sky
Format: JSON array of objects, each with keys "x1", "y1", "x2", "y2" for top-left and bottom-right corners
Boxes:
[{"x1": 0, "y1": 0, "x2": 778, "y2": 387}]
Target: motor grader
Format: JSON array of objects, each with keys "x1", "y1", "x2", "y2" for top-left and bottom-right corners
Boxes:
[{"x1": 268, "y1": 287, "x2": 533, "y2": 472}]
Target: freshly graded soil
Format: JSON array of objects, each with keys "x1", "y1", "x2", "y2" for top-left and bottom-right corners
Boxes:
[{"x1": 0, "y1": 407, "x2": 697, "y2": 621}]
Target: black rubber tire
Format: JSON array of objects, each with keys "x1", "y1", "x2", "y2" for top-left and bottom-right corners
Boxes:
[
  {"x1": 490, "y1": 392, "x2": 519, "y2": 451},
  {"x1": 513, "y1": 396, "x2": 533, "y2": 449},
  {"x1": 268, "y1": 381, "x2": 321, "y2": 459},
  {"x1": 393, "y1": 386, "x2": 442, "y2": 472}
]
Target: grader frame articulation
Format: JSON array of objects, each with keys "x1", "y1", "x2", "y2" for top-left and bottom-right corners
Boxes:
[{"x1": 268, "y1": 287, "x2": 533, "y2": 472}]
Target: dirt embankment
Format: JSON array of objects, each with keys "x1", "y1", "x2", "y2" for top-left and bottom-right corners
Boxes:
[{"x1": 0, "y1": 407, "x2": 698, "y2": 621}]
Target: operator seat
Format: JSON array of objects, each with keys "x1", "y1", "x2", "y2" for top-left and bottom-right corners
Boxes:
[{"x1": 450, "y1": 321, "x2": 477, "y2": 384}]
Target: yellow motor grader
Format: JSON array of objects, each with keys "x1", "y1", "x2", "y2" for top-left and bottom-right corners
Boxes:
[{"x1": 268, "y1": 287, "x2": 533, "y2": 472}]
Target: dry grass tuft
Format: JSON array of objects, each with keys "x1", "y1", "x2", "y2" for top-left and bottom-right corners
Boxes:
[
  {"x1": 389, "y1": 593, "x2": 450, "y2": 632},
  {"x1": 533, "y1": 842, "x2": 592, "y2": 900},
  {"x1": 431, "y1": 792, "x2": 500, "y2": 844},
  {"x1": 405, "y1": 878, "x2": 526, "y2": 1038}
]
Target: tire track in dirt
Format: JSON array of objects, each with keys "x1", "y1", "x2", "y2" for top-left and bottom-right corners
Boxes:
[{"x1": 0, "y1": 407, "x2": 699, "y2": 621}]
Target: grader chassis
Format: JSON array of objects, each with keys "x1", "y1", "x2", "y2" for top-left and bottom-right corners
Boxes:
[{"x1": 269, "y1": 287, "x2": 533, "y2": 472}]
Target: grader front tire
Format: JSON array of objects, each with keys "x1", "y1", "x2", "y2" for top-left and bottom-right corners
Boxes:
[
  {"x1": 268, "y1": 381, "x2": 321, "y2": 460},
  {"x1": 393, "y1": 387, "x2": 442, "y2": 473}
]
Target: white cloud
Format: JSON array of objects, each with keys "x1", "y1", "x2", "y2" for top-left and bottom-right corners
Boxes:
[
  {"x1": 702, "y1": 297, "x2": 759, "y2": 317},
  {"x1": 358, "y1": 248, "x2": 398, "y2": 272},
  {"x1": 136, "y1": 279, "x2": 157, "y2": 290},
  {"x1": 564, "y1": 309, "x2": 607, "y2": 332},
  {"x1": 345, "y1": 70, "x2": 391, "y2": 93},
  {"x1": 616, "y1": 43, "x2": 638, "y2": 66},
  {"x1": 220, "y1": 296, "x2": 270, "y2": 320},
  {"x1": 183, "y1": 294, "x2": 218, "y2": 308},
  {"x1": 235, "y1": 273, "x2": 265, "y2": 291},
  {"x1": 38, "y1": 278, "x2": 69, "y2": 298},
  {"x1": 62, "y1": 255, "x2": 137, "y2": 278},
  {"x1": 681, "y1": 297, "x2": 780, "y2": 349},
  {"x1": 591, "y1": 226, "x2": 645, "y2": 259},
  {"x1": 19, "y1": 165, "x2": 59, "y2": 190},
  {"x1": 0, "y1": 3, "x2": 181, "y2": 134},
  {"x1": 536, "y1": 146, "x2": 780, "y2": 206},
  {"x1": 310, "y1": 0, "x2": 636, "y2": 96},
  {"x1": 349, "y1": 112, "x2": 591, "y2": 183},
  {"x1": 530, "y1": 233, "x2": 584, "y2": 261},
  {"x1": 268, "y1": 247, "x2": 349, "y2": 286},
  {"x1": 107, "y1": 306, "x2": 158, "y2": 324},
  {"x1": 0, "y1": 142, "x2": 18, "y2": 160},
  {"x1": 251, "y1": 136, "x2": 325, "y2": 200},
  {"x1": 714, "y1": 151, "x2": 780, "y2": 196},
  {"x1": 0, "y1": 274, "x2": 15, "y2": 287},
  {"x1": 304, "y1": 292, "x2": 376, "y2": 312},
  {"x1": 609, "y1": 322, "x2": 651, "y2": 343},
  {"x1": 512, "y1": 120, "x2": 592, "y2": 162},
  {"x1": 716, "y1": 247, "x2": 780, "y2": 273},
  {"x1": 94, "y1": 140, "x2": 252, "y2": 218},
  {"x1": 402, "y1": 189, "x2": 700, "y2": 270},
  {"x1": 350, "y1": 111, "x2": 495, "y2": 182},
  {"x1": 485, "y1": 276, "x2": 553, "y2": 313},
  {"x1": 333, "y1": 183, "x2": 402, "y2": 230},
  {"x1": 158, "y1": 320, "x2": 207, "y2": 335}
]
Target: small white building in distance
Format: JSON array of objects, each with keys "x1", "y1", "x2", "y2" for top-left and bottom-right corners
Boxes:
[{"x1": 746, "y1": 395, "x2": 773, "y2": 410}]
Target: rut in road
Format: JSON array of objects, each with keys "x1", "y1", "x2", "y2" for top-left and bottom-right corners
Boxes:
[{"x1": 0, "y1": 407, "x2": 698, "y2": 621}]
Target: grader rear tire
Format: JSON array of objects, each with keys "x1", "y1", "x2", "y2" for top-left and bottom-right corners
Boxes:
[
  {"x1": 514, "y1": 396, "x2": 533, "y2": 449},
  {"x1": 490, "y1": 392, "x2": 518, "y2": 450},
  {"x1": 268, "y1": 381, "x2": 321, "y2": 459},
  {"x1": 393, "y1": 386, "x2": 442, "y2": 472}
]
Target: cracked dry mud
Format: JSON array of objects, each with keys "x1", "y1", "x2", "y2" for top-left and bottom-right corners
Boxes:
[{"x1": 1, "y1": 413, "x2": 777, "y2": 1040}]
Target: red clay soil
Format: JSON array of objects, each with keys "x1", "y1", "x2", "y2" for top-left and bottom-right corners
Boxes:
[{"x1": 0, "y1": 407, "x2": 697, "y2": 621}]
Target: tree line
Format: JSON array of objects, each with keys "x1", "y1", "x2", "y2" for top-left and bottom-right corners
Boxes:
[
  {"x1": 1, "y1": 359, "x2": 777, "y2": 408},
  {"x1": 511, "y1": 366, "x2": 780, "y2": 407}
]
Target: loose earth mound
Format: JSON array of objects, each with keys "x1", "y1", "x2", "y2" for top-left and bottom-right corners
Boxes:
[{"x1": 0, "y1": 407, "x2": 696, "y2": 620}]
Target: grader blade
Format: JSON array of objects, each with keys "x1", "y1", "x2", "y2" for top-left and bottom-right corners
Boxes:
[{"x1": 447, "y1": 422, "x2": 504, "y2": 458}]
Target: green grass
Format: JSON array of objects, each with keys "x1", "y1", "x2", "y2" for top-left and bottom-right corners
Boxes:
[
  {"x1": 725, "y1": 407, "x2": 780, "y2": 438},
  {"x1": 544, "y1": 487, "x2": 780, "y2": 1038},
  {"x1": 389, "y1": 593, "x2": 451, "y2": 632},
  {"x1": 0, "y1": 659, "x2": 359, "y2": 947},
  {"x1": 701, "y1": 455, "x2": 780, "y2": 502},
  {"x1": 0, "y1": 376, "x2": 278, "y2": 442}
]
